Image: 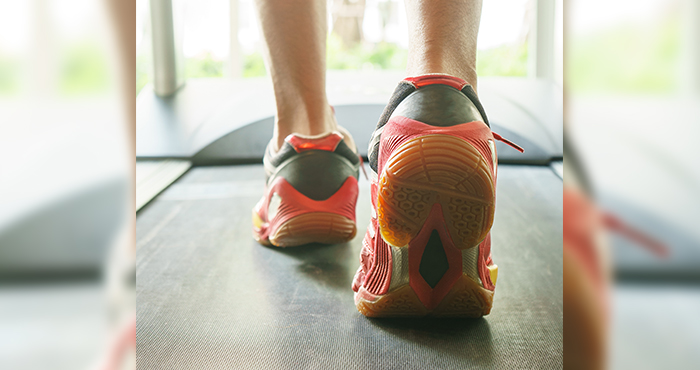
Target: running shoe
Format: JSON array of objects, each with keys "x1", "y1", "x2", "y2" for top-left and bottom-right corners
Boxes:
[
  {"x1": 253, "y1": 128, "x2": 360, "y2": 247},
  {"x1": 563, "y1": 136, "x2": 667, "y2": 368},
  {"x1": 352, "y1": 74, "x2": 522, "y2": 317}
]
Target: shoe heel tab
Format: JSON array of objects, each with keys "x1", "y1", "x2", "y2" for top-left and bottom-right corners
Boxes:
[
  {"x1": 391, "y1": 84, "x2": 485, "y2": 128},
  {"x1": 404, "y1": 74, "x2": 468, "y2": 90},
  {"x1": 285, "y1": 132, "x2": 343, "y2": 153},
  {"x1": 404, "y1": 75, "x2": 490, "y2": 127}
]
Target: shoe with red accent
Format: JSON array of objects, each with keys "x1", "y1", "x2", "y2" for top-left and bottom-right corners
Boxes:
[
  {"x1": 563, "y1": 136, "x2": 667, "y2": 368},
  {"x1": 352, "y1": 74, "x2": 523, "y2": 317},
  {"x1": 253, "y1": 128, "x2": 360, "y2": 247}
]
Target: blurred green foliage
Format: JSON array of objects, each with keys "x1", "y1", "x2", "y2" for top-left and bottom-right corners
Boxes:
[
  {"x1": 135, "y1": 34, "x2": 536, "y2": 95},
  {"x1": 477, "y1": 42, "x2": 528, "y2": 77},
  {"x1": 59, "y1": 42, "x2": 110, "y2": 95},
  {"x1": 327, "y1": 34, "x2": 407, "y2": 70},
  {"x1": 0, "y1": 55, "x2": 20, "y2": 95},
  {"x1": 568, "y1": 18, "x2": 681, "y2": 94},
  {"x1": 185, "y1": 52, "x2": 224, "y2": 78},
  {"x1": 243, "y1": 52, "x2": 266, "y2": 77},
  {"x1": 325, "y1": 33, "x2": 529, "y2": 77},
  {"x1": 135, "y1": 51, "x2": 268, "y2": 95},
  {"x1": 185, "y1": 52, "x2": 268, "y2": 78},
  {"x1": 136, "y1": 54, "x2": 150, "y2": 95}
]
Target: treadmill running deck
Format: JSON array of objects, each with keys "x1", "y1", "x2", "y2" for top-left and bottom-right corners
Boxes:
[{"x1": 136, "y1": 164, "x2": 562, "y2": 369}]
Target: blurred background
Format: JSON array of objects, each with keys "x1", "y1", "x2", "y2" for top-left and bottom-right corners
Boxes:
[
  {"x1": 133, "y1": 1, "x2": 565, "y2": 369},
  {"x1": 133, "y1": 0, "x2": 563, "y2": 200},
  {"x1": 1, "y1": 1, "x2": 562, "y2": 369},
  {"x1": 6, "y1": 0, "x2": 699, "y2": 368},
  {"x1": 135, "y1": 0, "x2": 555, "y2": 94},
  {"x1": 0, "y1": 0, "x2": 134, "y2": 369},
  {"x1": 567, "y1": 0, "x2": 700, "y2": 368}
]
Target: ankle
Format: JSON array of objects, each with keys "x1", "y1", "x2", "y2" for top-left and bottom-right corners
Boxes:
[
  {"x1": 407, "y1": 61, "x2": 478, "y2": 92},
  {"x1": 274, "y1": 106, "x2": 338, "y2": 150}
]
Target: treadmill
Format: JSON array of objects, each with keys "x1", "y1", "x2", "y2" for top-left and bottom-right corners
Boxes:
[{"x1": 135, "y1": 71, "x2": 564, "y2": 369}]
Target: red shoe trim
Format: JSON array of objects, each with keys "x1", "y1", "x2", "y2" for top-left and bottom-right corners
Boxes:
[
  {"x1": 492, "y1": 132, "x2": 524, "y2": 153},
  {"x1": 101, "y1": 316, "x2": 136, "y2": 370},
  {"x1": 563, "y1": 189, "x2": 606, "y2": 291},
  {"x1": 563, "y1": 187, "x2": 612, "y2": 320},
  {"x1": 253, "y1": 176, "x2": 358, "y2": 241},
  {"x1": 408, "y1": 203, "x2": 463, "y2": 310},
  {"x1": 364, "y1": 226, "x2": 392, "y2": 295},
  {"x1": 404, "y1": 75, "x2": 468, "y2": 90},
  {"x1": 358, "y1": 155, "x2": 369, "y2": 180},
  {"x1": 602, "y1": 212, "x2": 668, "y2": 258},
  {"x1": 378, "y1": 116, "x2": 496, "y2": 181},
  {"x1": 285, "y1": 132, "x2": 343, "y2": 153},
  {"x1": 564, "y1": 188, "x2": 669, "y2": 278}
]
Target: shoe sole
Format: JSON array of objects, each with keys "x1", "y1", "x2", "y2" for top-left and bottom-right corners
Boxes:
[
  {"x1": 267, "y1": 212, "x2": 356, "y2": 247},
  {"x1": 360, "y1": 134, "x2": 496, "y2": 317},
  {"x1": 253, "y1": 176, "x2": 359, "y2": 247},
  {"x1": 355, "y1": 273, "x2": 494, "y2": 317}
]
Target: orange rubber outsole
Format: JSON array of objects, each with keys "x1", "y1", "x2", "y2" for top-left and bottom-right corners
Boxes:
[
  {"x1": 359, "y1": 134, "x2": 496, "y2": 317},
  {"x1": 268, "y1": 212, "x2": 357, "y2": 247},
  {"x1": 356, "y1": 274, "x2": 494, "y2": 318},
  {"x1": 377, "y1": 134, "x2": 495, "y2": 249}
]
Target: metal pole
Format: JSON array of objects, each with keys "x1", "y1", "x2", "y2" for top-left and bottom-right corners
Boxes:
[
  {"x1": 150, "y1": 0, "x2": 180, "y2": 96},
  {"x1": 229, "y1": 0, "x2": 242, "y2": 79},
  {"x1": 554, "y1": 0, "x2": 563, "y2": 87},
  {"x1": 528, "y1": 0, "x2": 556, "y2": 81},
  {"x1": 683, "y1": 0, "x2": 700, "y2": 95}
]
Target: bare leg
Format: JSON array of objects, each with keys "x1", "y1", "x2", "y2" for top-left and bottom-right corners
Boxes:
[
  {"x1": 106, "y1": 0, "x2": 136, "y2": 168},
  {"x1": 405, "y1": 0, "x2": 482, "y2": 90},
  {"x1": 101, "y1": 2, "x2": 137, "y2": 370},
  {"x1": 105, "y1": 0, "x2": 135, "y2": 256},
  {"x1": 256, "y1": 0, "x2": 336, "y2": 150}
]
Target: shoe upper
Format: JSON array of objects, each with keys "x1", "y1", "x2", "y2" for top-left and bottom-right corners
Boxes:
[
  {"x1": 367, "y1": 75, "x2": 492, "y2": 176},
  {"x1": 263, "y1": 130, "x2": 361, "y2": 201},
  {"x1": 253, "y1": 129, "x2": 361, "y2": 244}
]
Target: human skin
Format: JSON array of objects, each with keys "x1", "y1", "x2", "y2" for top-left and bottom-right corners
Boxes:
[{"x1": 255, "y1": 0, "x2": 483, "y2": 149}]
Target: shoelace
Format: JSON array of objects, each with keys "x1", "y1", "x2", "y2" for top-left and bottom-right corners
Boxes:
[
  {"x1": 602, "y1": 212, "x2": 669, "y2": 258},
  {"x1": 493, "y1": 132, "x2": 525, "y2": 153},
  {"x1": 358, "y1": 155, "x2": 369, "y2": 181}
]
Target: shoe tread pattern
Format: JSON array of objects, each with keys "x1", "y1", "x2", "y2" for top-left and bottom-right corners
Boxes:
[{"x1": 377, "y1": 134, "x2": 494, "y2": 249}]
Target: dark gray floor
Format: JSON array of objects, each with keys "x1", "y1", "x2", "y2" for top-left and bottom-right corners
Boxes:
[{"x1": 136, "y1": 164, "x2": 562, "y2": 369}]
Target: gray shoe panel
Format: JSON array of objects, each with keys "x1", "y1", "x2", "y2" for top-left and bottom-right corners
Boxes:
[
  {"x1": 390, "y1": 85, "x2": 485, "y2": 127},
  {"x1": 272, "y1": 151, "x2": 359, "y2": 201}
]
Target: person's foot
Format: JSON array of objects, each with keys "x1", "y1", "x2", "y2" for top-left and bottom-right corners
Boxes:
[
  {"x1": 562, "y1": 136, "x2": 667, "y2": 368},
  {"x1": 352, "y1": 74, "x2": 522, "y2": 317},
  {"x1": 253, "y1": 127, "x2": 361, "y2": 247}
]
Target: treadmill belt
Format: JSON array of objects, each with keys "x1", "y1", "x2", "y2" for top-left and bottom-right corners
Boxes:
[{"x1": 136, "y1": 164, "x2": 563, "y2": 369}]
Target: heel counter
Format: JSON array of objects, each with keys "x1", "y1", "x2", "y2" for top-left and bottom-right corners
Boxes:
[
  {"x1": 390, "y1": 84, "x2": 484, "y2": 127},
  {"x1": 273, "y1": 151, "x2": 359, "y2": 201}
]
